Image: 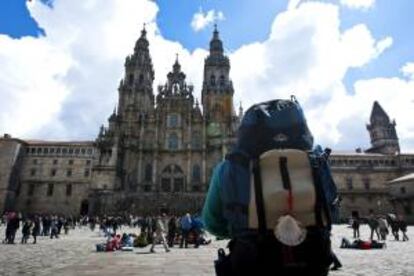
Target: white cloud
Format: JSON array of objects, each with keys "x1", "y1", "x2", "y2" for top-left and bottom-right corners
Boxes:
[
  {"x1": 401, "y1": 62, "x2": 414, "y2": 80},
  {"x1": 0, "y1": 0, "x2": 204, "y2": 140},
  {"x1": 0, "y1": 0, "x2": 413, "y2": 152},
  {"x1": 229, "y1": 1, "x2": 402, "y2": 150},
  {"x1": 191, "y1": 8, "x2": 225, "y2": 32},
  {"x1": 340, "y1": 0, "x2": 376, "y2": 10}
]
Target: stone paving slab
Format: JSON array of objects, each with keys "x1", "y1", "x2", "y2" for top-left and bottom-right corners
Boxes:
[{"x1": 1, "y1": 225, "x2": 414, "y2": 275}]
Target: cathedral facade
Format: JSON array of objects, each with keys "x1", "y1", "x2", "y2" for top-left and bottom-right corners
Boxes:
[
  {"x1": 0, "y1": 27, "x2": 239, "y2": 216},
  {"x1": 1, "y1": 27, "x2": 413, "y2": 220}
]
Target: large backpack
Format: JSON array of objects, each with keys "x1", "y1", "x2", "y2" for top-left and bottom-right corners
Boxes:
[{"x1": 215, "y1": 98, "x2": 337, "y2": 276}]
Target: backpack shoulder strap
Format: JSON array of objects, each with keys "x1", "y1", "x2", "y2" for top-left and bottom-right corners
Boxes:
[
  {"x1": 225, "y1": 151, "x2": 250, "y2": 168},
  {"x1": 226, "y1": 152, "x2": 267, "y2": 237},
  {"x1": 310, "y1": 149, "x2": 333, "y2": 228},
  {"x1": 252, "y1": 158, "x2": 267, "y2": 239}
]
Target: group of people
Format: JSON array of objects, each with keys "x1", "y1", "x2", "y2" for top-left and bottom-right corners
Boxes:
[
  {"x1": 350, "y1": 213, "x2": 409, "y2": 241},
  {"x1": 2, "y1": 212, "x2": 74, "y2": 244},
  {"x1": 94, "y1": 212, "x2": 211, "y2": 253}
]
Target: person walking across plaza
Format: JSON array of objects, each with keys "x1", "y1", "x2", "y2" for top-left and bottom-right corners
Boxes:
[
  {"x1": 167, "y1": 215, "x2": 177, "y2": 247},
  {"x1": 150, "y1": 213, "x2": 170, "y2": 253},
  {"x1": 368, "y1": 213, "x2": 380, "y2": 240},
  {"x1": 398, "y1": 215, "x2": 409, "y2": 241},
  {"x1": 21, "y1": 219, "x2": 32, "y2": 244},
  {"x1": 179, "y1": 213, "x2": 192, "y2": 248}
]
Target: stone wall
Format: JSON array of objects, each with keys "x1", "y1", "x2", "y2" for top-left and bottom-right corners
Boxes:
[
  {"x1": 330, "y1": 153, "x2": 414, "y2": 220},
  {"x1": 0, "y1": 136, "x2": 24, "y2": 212},
  {"x1": 13, "y1": 142, "x2": 95, "y2": 216}
]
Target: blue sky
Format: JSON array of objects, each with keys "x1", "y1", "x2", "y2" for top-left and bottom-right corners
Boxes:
[
  {"x1": 0, "y1": 0, "x2": 413, "y2": 151},
  {"x1": 2, "y1": 0, "x2": 413, "y2": 92}
]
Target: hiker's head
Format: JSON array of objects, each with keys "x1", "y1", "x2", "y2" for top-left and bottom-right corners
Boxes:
[{"x1": 236, "y1": 96, "x2": 314, "y2": 157}]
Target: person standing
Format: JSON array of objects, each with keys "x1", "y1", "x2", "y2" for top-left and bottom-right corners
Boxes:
[
  {"x1": 398, "y1": 215, "x2": 409, "y2": 241},
  {"x1": 21, "y1": 219, "x2": 32, "y2": 244},
  {"x1": 8, "y1": 212, "x2": 20, "y2": 244},
  {"x1": 179, "y1": 213, "x2": 192, "y2": 248},
  {"x1": 352, "y1": 215, "x2": 360, "y2": 238},
  {"x1": 149, "y1": 213, "x2": 170, "y2": 253},
  {"x1": 167, "y1": 215, "x2": 177, "y2": 247},
  {"x1": 50, "y1": 216, "x2": 59, "y2": 239},
  {"x1": 32, "y1": 216, "x2": 41, "y2": 244},
  {"x1": 378, "y1": 216, "x2": 389, "y2": 240},
  {"x1": 368, "y1": 213, "x2": 380, "y2": 240}
]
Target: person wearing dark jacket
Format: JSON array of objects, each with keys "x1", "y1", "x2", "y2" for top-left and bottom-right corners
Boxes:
[
  {"x1": 368, "y1": 213, "x2": 380, "y2": 240},
  {"x1": 32, "y1": 216, "x2": 41, "y2": 244},
  {"x1": 398, "y1": 215, "x2": 409, "y2": 241},
  {"x1": 167, "y1": 216, "x2": 177, "y2": 247},
  {"x1": 7, "y1": 213, "x2": 20, "y2": 244},
  {"x1": 21, "y1": 219, "x2": 32, "y2": 244},
  {"x1": 352, "y1": 216, "x2": 360, "y2": 238}
]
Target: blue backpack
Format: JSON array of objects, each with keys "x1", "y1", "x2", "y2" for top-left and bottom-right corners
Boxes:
[{"x1": 215, "y1": 97, "x2": 338, "y2": 276}]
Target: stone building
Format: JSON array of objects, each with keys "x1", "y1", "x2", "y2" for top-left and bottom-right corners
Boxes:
[
  {"x1": 1, "y1": 26, "x2": 239, "y2": 216},
  {"x1": 330, "y1": 101, "x2": 414, "y2": 220},
  {"x1": 0, "y1": 27, "x2": 413, "y2": 219},
  {"x1": 388, "y1": 173, "x2": 414, "y2": 223}
]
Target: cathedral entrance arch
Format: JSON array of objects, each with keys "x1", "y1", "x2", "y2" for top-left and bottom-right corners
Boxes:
[
  {"x1": 80, "y1": 199, "x2": 89, "y2": 216},
  {"x1": 160, "y1": 164, "x2": 185, "y2": 192}
]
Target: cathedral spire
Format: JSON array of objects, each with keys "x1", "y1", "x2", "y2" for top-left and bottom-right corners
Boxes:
[
  {"x1": 209, "y1": 24, "x2": 224, "y2": 56},
  {"x1": 134, "y1": 23, "x2": 149, "y2": 53},
  {"x1": 238, "y1": 101, "x2": 244, "y2": 118},
  {"x1": 366, "y1": 101, "x2": 400, "y2": 155},
  {"x1": 370, "y1": 101, "x2": 390, "y2": 124},
  {"x1": 173, "y1": 53, "x2": 181, "y2": 73}
]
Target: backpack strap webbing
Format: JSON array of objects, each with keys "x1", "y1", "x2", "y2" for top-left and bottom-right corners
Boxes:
[
  {"x1": 252, "y1": 158, "x2": 267, "y2": 239},
  {"x1": 279, "y1": 157, "x2": 293, "y2": 212},
  {"x1": 311, "y1": 157, "x2": 332, "y2": 227}
]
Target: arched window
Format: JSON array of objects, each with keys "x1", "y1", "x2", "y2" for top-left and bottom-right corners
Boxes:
[
  {"x1": 161, "y1": 165, "x2": 184, "y2": 193},
  {"x1": 219, "y1": 75, "x2": 225, "y2": 86},
  {"x1": 210, "y1": 75, "x2": 216, "y2": 86},
  {"x1": 192, "y1": 132, "x2": 201, "y2": 149},
  {"x1": 138, "y1": 74, "x2": 144, "y2": 84},
  {"x1": 128, "y1": 74, "x2": 134, "y2": 85},
  {"x1": 192, "y1": 165, "x2": 201, "y2": 182},
  {"x1": 168, "y1": 133, "x2": 178, "y2": 150},
  {"x1": 168, "y1": 114, "x2": 179, "y2": 128},
  {"x1": 144, "y1": 164, "x2": 152, "y2": 182}
]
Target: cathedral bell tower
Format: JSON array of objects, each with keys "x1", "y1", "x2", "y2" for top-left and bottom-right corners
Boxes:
[
  {"x1": 201, "y1": 25, "x2": 235, "y2": 130},
  {"x1": 118, "y1": 25, "x2": 155, "y2": 120},
  {"x1": 366, "y1": 101, "x2": 400, "y2": 155}
]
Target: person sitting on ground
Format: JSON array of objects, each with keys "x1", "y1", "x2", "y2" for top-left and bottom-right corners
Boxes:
[
  {"x1": 340, "y1": 237, "x2": 385, "y2": 249},
  {"x1": 134, "y1": 231, "x2": 149, "y2": 248}
]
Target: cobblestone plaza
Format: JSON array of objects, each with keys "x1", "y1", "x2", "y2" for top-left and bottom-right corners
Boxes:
[{"x1": 1, "y1": 225, "x2": 414, "y2": 276}]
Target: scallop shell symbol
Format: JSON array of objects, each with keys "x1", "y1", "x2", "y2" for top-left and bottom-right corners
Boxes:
[{"x1": 274, "y1": 215, "x2": 307, "y2": 246}]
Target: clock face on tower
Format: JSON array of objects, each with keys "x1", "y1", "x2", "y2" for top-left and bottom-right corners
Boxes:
[{"x1": 207, "y1": 122, "x2": 221, "y2": 137}]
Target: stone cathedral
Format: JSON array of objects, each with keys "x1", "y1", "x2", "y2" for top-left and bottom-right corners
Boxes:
[
  {"x1": 0, "y1": 27, "x2": 240, "y2": 216},
  {"x1": 90, "y1": 26, "x2": 239, "y2": 214},
  {"x1": 1, "y1": 27, "x2": 414, "y2": 220}
]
